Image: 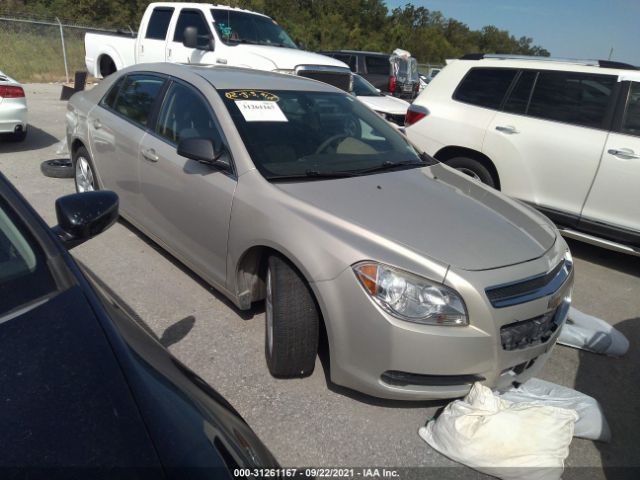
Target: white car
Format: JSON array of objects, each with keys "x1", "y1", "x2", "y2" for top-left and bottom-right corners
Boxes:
[
  {"x1": 406, "y1": 54, "x2": 640, "y2": 256},
  {"x1": 352, "y1": 74, "x2": 409, "y2": 127},
  {"x1": 0, "y1": 70, "x2": 27, "y2": 142}
]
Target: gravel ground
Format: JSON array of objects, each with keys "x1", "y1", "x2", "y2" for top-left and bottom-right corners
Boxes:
[{"x1": 1, "y1": 83, "x2": 638, "y2": 479}]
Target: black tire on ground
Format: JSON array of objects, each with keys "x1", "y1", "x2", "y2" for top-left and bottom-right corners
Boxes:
[
  {"x1": 265, "y1": 254, "x2": 319, "y2": 378},
  {"x1": 445, "y1": 156, "x2": 496, "y2": 188},
  {"x1": 8, "y1": 129, "x2": 27, "y2": 142},
  {"x1": 40, "y1": 159, "x2": 74, "y2": 179},
  {"x1": 72, "y1": 146, "x2": 99, "y2": 192}
]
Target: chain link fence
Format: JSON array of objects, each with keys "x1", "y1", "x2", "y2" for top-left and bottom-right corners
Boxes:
[{"x1": 0, "y1": 13, "x2": 130, "y2": 83}]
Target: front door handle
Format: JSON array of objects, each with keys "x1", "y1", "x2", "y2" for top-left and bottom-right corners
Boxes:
[
  {"x1": 495, "y1": 125, "x2": 519, "y2": 134},
  {"x1": 141, "y1": 148, "x2": 159, "y2": 163},
  {"x1": 608, "y1": 148, "x2": 640, "y2": 159}
]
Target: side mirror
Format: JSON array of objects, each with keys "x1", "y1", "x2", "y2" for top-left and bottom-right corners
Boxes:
[
  {"x1": 52, "y1": 191, "x2": 119, "y2": 249},
  {"x1": 183, "y1": 26, "x2": 198, "y2": 49},
  {"x1": 177, "y1": 138, "x2": 230, "y2": 171}
]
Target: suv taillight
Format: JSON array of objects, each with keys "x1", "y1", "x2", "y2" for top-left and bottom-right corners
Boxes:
[
  {"x1": 405, "y1": 105, "x2": 429, "y2": 127},
  {"x1": 388, "y1": 76, "x2": 396, "y2": 93},
  {"x1": 0, "y1": 85, "x2": 25, "y2": 98}
]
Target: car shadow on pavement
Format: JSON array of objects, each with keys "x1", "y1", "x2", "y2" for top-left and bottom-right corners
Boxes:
[
  {"x1": 0, "y1": 125, "x2": 59, "y2": 153},
  {"x1": 117, "y1": 216, "x2": 262, "y2": 321},
  {"x1": 573, "y1": 317, "x2": 640, "y2": 479},
  {"x1": 566, "y1": 238, "x2": 640, "y2": 277}
]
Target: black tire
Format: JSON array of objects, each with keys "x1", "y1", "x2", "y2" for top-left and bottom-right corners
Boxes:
[
  {"x1": 445, "y1": 156, "x2": 496, "y2": 188},
  {"x1": 40, "y1": 159, "x2": 74, "y2": 178},
  {"x1": 265, "y1": 254, "x2": 319, "y2": 378},
  {"x1": 72, "y1": 146, "x2": 98, "y2": 192},
  {"x1": 8, "y1": 129, "x2": 27, "y2": 142},
  {"x1": 100, "y1": 56, "x2": 116, "y2": 78}
]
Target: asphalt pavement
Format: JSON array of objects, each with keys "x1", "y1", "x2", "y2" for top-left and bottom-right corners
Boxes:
[{"x1": 1, "y1": 84, "x2": 639, "y2": 478}]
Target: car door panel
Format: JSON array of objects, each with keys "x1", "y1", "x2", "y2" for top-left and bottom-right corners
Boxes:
[
  {"x1": 581, "y1": 81, "x2": 640, "y2": 238},
  {"x1": 137, "y1": 81, "x2": 235, "y2": 288},
  {"x1": 138, "y1": 6, "x2": 174, "y2": 64}
]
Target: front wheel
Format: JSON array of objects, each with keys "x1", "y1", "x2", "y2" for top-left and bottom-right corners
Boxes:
[
  {"x1": 445, "y1": 156, "x2": 496, "y2": 188},
  {"x1": 265, "y1": 254, "x2": 319, "y2": 378},
  {"x1": 73, "y1": 146, "x2": 97, "y2": 193}
]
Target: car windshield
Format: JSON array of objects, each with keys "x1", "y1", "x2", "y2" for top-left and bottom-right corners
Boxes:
[
  {"x1": 211, "y1": 9, "x2": 297, "y2": 48},
  {"x1": 352, "y1": 75, "x2": 382, "y2": 97},
  {"x1": 221, "y1": 89, "x2": 426, "y2": 180},
  {"x1": 0, "y1": 197, "x2": 56, "y2": 315}
]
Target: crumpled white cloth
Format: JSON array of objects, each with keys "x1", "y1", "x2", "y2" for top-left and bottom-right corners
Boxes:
[{"x1": 558, "y1": 307, "x2": 629, "y2": 357}]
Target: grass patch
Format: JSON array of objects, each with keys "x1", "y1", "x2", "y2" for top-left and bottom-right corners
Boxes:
[{"x1": 1, "y1": 21, "x2": 87, "y2": 83}]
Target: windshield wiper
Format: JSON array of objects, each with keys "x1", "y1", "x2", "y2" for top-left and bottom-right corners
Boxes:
[
  {"x1": 346, "y1": 159, "x2": 427, "y2": 176},
  {"x1": 268, "y1": 169, "x2": 360, "y2": 181}
]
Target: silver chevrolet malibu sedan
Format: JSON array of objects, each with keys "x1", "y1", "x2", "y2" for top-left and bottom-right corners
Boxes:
[{"x1": 66, "y1": 63, "x2": 573, "y2": 400}]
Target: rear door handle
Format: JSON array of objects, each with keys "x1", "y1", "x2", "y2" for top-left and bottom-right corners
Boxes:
[
  {"x1": 92, "y1": 119, "x2": 102, "y2": 130},
  {"x1": 495, "y1": 125, "x2": 519, "y2": 134},
  {"x1": 608, "y1": 148, "x2": 640, "y2": 159},
  {"x1": 141, "y1": 148, "x2": 159, "y2": 163}
]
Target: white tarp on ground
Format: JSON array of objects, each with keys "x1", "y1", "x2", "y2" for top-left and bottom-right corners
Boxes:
[
  {"x1": 54, "y1": 137, "x2": 69, "y2": 156},
  {"x1": 419, "y1": 382, "x2": 577, "y2": 480},
  {"x1": 559, "y1": 307, "x2": 629, "y2": 357},
  {"x1": 498, "y1": 378, "x2": 611, "y2": 442}
]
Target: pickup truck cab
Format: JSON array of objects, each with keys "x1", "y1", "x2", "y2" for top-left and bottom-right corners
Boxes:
[{"x1": 85, "y1": 2, "x2": 351, "y2": 90}]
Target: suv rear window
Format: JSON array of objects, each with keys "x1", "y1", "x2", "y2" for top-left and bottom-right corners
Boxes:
[
  {"x1": 365, "y1": 56, "x2": 390, "y2": 75},
  {"x1": 453, "y1": 68, "x2": 517, "y2": 109},
  {"x1": 527, "y1": 71, "x2": 616, "y2": 129}
]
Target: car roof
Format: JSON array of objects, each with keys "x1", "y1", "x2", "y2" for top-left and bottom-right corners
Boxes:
[
  {"x1": 122, "y1": 63, "x2": 343, "y2": 92},
  {"x1": 452, "y1": 56, "x2": 639, "y2": 77},
  {"x1": 149, "y1": 2, "x2": 270, "y2": 18},
  {"x1": 325, "y1": 50, "x2": 388, "y2": 56}
]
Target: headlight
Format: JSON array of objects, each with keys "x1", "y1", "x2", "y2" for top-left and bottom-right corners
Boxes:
[
  {"x1": 273, "y1": 68, "x2": 296, "y2": 75},
  {"x1": 353, "y1": 262, "x2": 468, "y2": 326}
]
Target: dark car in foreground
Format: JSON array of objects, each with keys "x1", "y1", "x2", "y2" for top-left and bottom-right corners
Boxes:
[{"x1": 0, "y1": 172, "x2": 277, "y2": 478}]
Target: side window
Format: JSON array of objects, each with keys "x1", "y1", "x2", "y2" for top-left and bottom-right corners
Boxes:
[
  {"x1": 145, "y1": 7, "x2": 174, "y2": 40},
  {"x1": 527, "y1": 71, "x2": 616, "y2": 129},
  {"x1": 156, "y1": 82, "x2": 222, "y2": 147},
  {"x1": 100, "y1": 76, "x2": 125, "y2": 109},
  {"x1": 113, "y1": 75, "x2": 165, "y2": 127},
  {"x1": 334, "y1": 54, "x2": 356, "y2": 72},
  {"x1": 503, "y1": 70, "x2": 537, "y2": 114},
  {"x1": 453, "y1": 68, "x2": 517, "y2": 109},
  {"x1": 173, "y1": 9, "x2": 210, "y2": 44},
  {"x1": 365, "y1": 56, "x2": 390, "y2": 75},
  {"x1": 0, "y1": 198, "x2": 56, "y2": 316},
  {"x1": 621, "y1": 82, "x2": 640, "y2": 136}
]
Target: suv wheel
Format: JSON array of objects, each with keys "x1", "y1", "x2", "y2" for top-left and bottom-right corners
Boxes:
[
  {"x1": 265, "y1": 254, "x2": 319, "y2": 378},
  {"x1": 446, "y1": 157, "x2": 496, "y2": 188}
]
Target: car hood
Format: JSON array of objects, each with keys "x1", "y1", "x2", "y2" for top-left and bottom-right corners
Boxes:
[
  {"x1": 357, "y1": 94, "x2": 410, "y2": 115},
  {"x1": 275, "y1": 164, "x2": 556, "y2": 271},
  {"x1": 234, "y1": 44, "x2": 349, "y2": 70}
]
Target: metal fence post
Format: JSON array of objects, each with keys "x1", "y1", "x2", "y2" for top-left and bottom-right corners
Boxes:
[{"x1": 56, "y1": 17, "x2": 69, "y2": 84}]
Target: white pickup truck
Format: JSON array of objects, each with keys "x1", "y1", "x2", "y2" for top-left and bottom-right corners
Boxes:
[{"x1": 85, "y1": 2, "x2": 351, "y2": 90}]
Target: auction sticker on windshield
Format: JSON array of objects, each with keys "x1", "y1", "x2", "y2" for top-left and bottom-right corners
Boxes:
[{"x1": 235, "y1": 100, "x2": 288, "y2": 122}]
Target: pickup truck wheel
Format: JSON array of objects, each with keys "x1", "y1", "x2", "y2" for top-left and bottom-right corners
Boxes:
[
  {"x1": 265, "y1": 254, "x2": 319, "y2": 378},
  {"x1": 445, "y1": 156, "x2": 496, "y2": 188},
  {"x1": 100, "y1": 56, "x2": 116, "y2": 78},
  {"x1": 73, "y1": 147, "x2": 98, "y2": 193}
]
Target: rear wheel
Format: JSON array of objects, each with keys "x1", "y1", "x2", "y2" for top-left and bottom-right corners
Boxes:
[
  {"x1": 9, "y1": 128, "x2": 27, "y2": 142},
  {"x1": 445, "y1": 156, "x2": 496, "y2": 188},
  {"x1": 73, "y1": 146, "x2": 97, "y2": 193},
  {"x1": 265, "y1": 254, "x2": 319, "y2": 378},
  {"x1": 99, "y1": 56, "x2": 116, "y2": 78}
]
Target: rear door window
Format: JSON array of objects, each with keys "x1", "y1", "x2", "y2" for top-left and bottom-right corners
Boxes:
[
  {"x1": 365, "y1": 56, "x2": 390, "y2": 75},
  {"x1": 527, "y1": 71, "x2": 616, "y2": 129},
  {"x1": 112, "y1": 74, "x2": 165, "y2": 127},
  {"x1": 145, "y1": 7, "x2": 174, "y2": 40},
  {"x1": 503, "y1": 70, "x2": 537, "y2": 114},
  {"x1": 453, "y1": 68, "x2": 517, "y2": 109},
  {"x1": 334, "y1": 54, "x2": 357, "y2": 71},
  {"x1": 621, "y1": 82, "x2": 640, "y2": 136},
  {"x1": 100, "y1": 77, "x2": 125, "y2": 109}
]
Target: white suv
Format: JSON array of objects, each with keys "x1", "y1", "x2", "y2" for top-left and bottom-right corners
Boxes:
[{"x1": 406, "y1": 54, "x2": 640, "y2": 256}]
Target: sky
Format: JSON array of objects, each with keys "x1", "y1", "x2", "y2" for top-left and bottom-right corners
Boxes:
[{"x1": 385, "y1": 0, "x2": 640, "y2": 66}]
